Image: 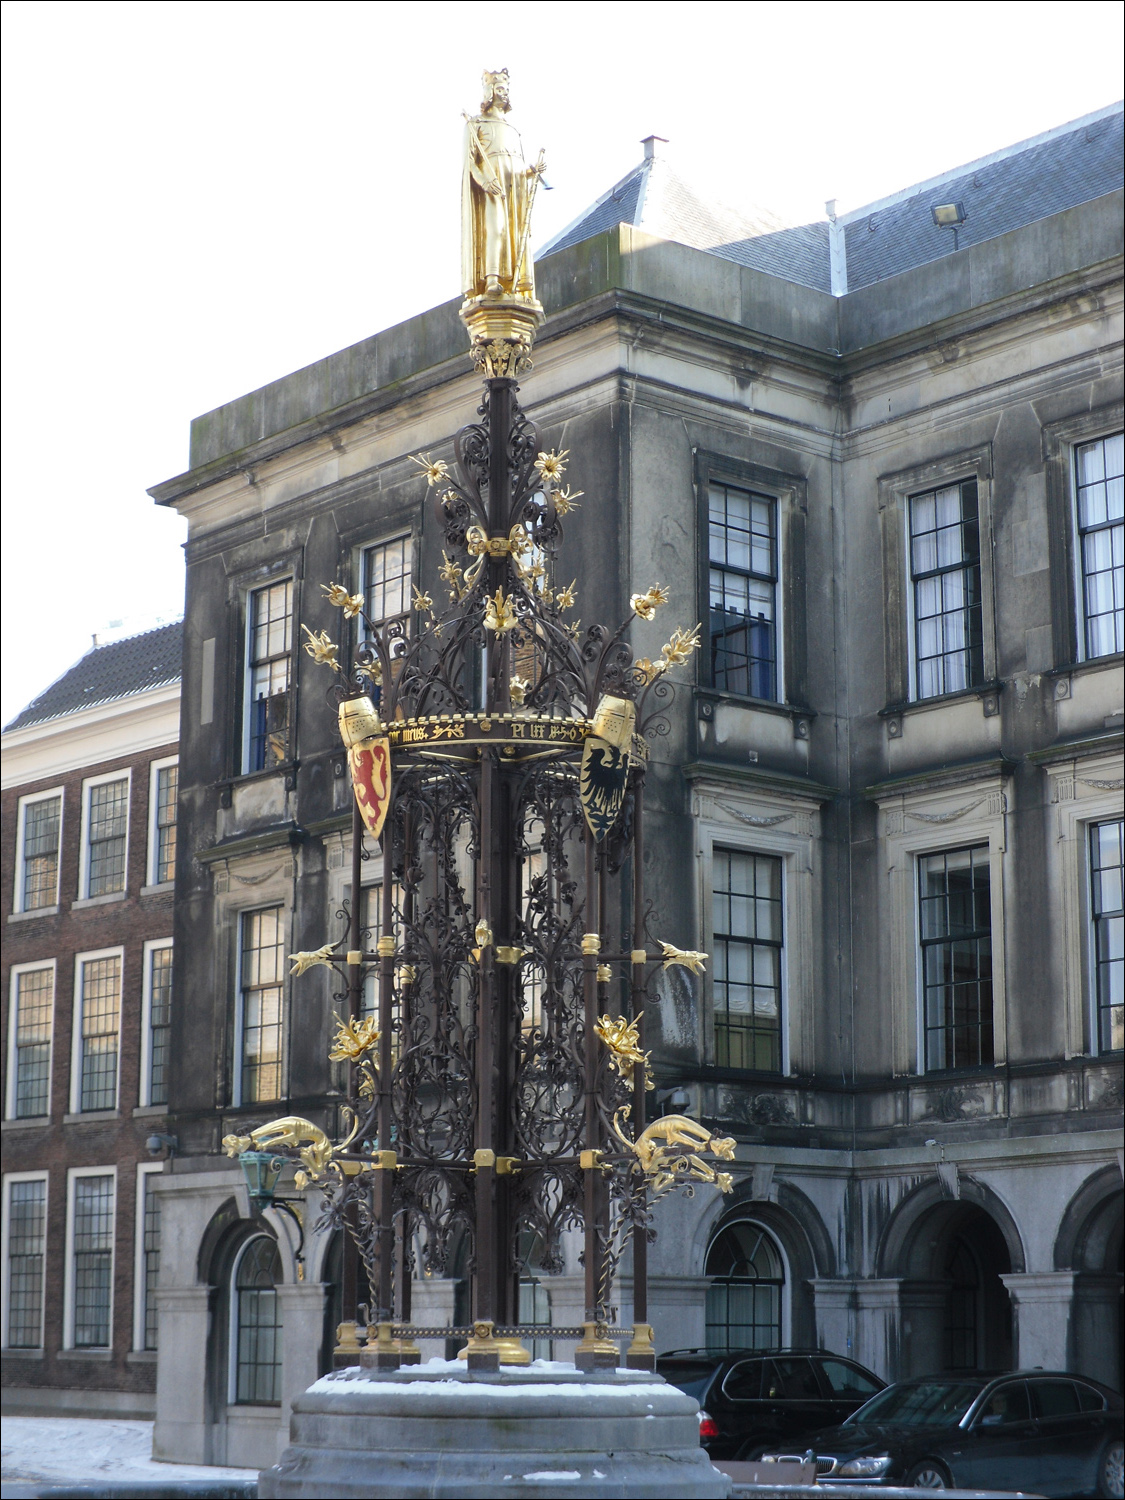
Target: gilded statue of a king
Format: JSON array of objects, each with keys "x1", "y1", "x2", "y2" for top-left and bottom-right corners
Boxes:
[{"x1": 462, "y1": 70, "x2": 543, "y2": 304}]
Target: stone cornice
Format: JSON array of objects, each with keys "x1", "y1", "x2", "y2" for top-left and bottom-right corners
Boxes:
[{"x1": 1, "y1": 684, "x2": 180, "y2": 789}]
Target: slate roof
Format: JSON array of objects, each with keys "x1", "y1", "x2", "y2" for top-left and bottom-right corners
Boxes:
[
  {"x1": 538, "y1": 103, "x2": 1123, "y2": 296},
  {"x1": 840, "y1": 106, "x2": 1124, "y2": 290},
  {"x1": 4, "y1": 621, "x2": 183, "y2": 732}
]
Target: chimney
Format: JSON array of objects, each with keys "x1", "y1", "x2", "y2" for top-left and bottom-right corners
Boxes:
[{"x1": 642, "y1": 135, "x2": 668, "y2": 161}]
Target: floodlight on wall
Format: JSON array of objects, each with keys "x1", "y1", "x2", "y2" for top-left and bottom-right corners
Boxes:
[
  {"x1": 931, "y1": 201, "x2": 967, "y2": 250},
  {"x1": 931, "y1": 202, "x2": 966, "y2": 228}
]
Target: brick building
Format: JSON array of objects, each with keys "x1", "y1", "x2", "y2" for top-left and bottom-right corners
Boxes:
[{"x1": 1, "y1": 623, "x2": 182, "y2": 1417}]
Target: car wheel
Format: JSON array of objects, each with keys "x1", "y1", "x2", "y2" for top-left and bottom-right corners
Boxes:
[
  {"x1": 906, "y1": 1460, "x2": 951, "y2": 1489},
  {"x1": 1098, "y1": 1438, "x2": 1125, "y2": 1500},
  {"x1": 735, "y1": 1445, "x2": 768, "y2": 1462}
]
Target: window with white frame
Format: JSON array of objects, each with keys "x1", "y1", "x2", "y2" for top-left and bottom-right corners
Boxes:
[
  {"x1": 7, "y1": 964, "x2": 54, "y2": 1119},
  {"x1": 14, "y1": 791, "x2": 62, "y2": 912},
  {"x1": 1090, "y1": 819, "x2": 1123, "y2": 1054},
  {"x1": 67, "y1": 1170, "x2": 115, "y2": 1348},
  {"x1": 3, "y1": 1174, "x2": 47, "y2": 1349},
  {"x1": 231, "y1": 1235, "x2": 282, "y2": 1404},
  {"x1": 82, "y1": 774, "x2": 130, "y2": 898},
  {"x1": 73, "y1": 952, "x2": 121, "y2": 1112},
  {"x1": 238, "y1": 909, "x2": 284, "y2": 1104},
  {"x1": 1075, "y1": 432, "x2": 1124, "y2": 659},
  {"x1": 142, "y1": 942, "x2": 173, "y2": 1107},
  {"x1": 245, "y1": 580, "x2": 293, "y2": 773},
  {"x1": 134, "y1": 1165, "x2": 161, "y2": 1351},
  {"x1": 708, "y1": 483, "x2": 779, "y2": 700},
  {"x1": 362, "y1": 536, "x2": 412, "y2": 636},
  {"x1": 919, "y1": 846, "x2": 993, "y2": 1071},
  {"x1": 148, "y1": 760, "x2": 178, "y2": 885},
  {"x1": 712, "y1": 849, "x2": 784, "y2": 1072},
  {"x1": 909, "y1": 480, "x2": 983, "y2": 699}
]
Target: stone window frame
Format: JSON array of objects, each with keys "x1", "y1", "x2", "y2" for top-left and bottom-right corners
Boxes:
[
  {"x1": 1040, "y1": 749, "x2": 1124, "y2": 1057},
  {"x1": 878, "y1": 444, "x2": 998, "y2": 710},
  {"x1": 1, "y1": 1168, "x2": 49, "y2": 1351},
  {"x1": 232, "y1": 903, "x2": 288, "y2": 1110},
  {"x1": 221, "y1": 550, "x2": 304, "y2": 788},
  {"x1": 207, "y1": 846, "x2": 296, "y2": 1111},
  {"x1": 694, "y1": 451, "x2": 810, "y2": 710},
  {"x1": 11, "y1": 786, "x2": 64, "y2": 916},
  {"x1": 5, "y1": 959, "x2": 56, "y2": 1122},
  {"x1": 242, "y1": 576, "x2": 296, "y2": 778},
  {"x1": 690, "y1": 776, "x2": 823, "y2": 1077},
  {"x1": 1042, "y1": 401, "x2": 1124, "y2": 668},
  {"x1": 872, "y1": 768, "x2": 1010, "y2": 1076}
]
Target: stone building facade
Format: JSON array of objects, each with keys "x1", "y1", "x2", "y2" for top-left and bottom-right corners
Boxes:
[
  {"x1": 1, "y1": 624, "x2": 182, "y2": 1417},
  {"x1": 146, "y1": 107, "x2": 1122, "y2": 1467}
]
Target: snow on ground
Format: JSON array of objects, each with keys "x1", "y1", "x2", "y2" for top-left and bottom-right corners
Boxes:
[{"x1": 0, "y1": 1418, "x2": 257, "y2": 1485}]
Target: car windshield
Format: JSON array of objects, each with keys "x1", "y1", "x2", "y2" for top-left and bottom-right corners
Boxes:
[
  {"x1": 846, "y1": 1382, "x2": 981, "y2": 1427},
  {"x1": 658, "y1": 1362, "x2": 715, "y2": 1400}
]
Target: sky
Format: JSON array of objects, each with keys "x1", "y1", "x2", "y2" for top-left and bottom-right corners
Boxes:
[{"x1": 2, "y1": 0, "x2": 1122, "y2": 726}]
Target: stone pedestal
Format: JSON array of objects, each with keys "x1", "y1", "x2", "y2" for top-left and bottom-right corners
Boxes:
[{"x1": 258, "y1": 1362, "x2": 730, "y2": 1499}]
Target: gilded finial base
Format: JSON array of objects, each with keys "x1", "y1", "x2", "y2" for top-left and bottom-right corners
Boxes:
[{"x1": 460, "y1": 296, "x2": 544, "y2": 378}]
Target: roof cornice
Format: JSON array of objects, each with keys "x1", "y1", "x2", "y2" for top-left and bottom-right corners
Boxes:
[{"x1": 1, "y1": 683, "x2": 181, "y2": 789}]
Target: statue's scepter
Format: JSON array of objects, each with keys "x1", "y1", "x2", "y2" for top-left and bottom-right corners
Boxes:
[{"x1": 514, "y1": 150, "x2": 547, "y2": 291}]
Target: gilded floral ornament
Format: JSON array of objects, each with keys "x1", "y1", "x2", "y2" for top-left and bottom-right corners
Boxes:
[
  {"x1": 321, "y1": 582, "x2": 364, "y2": 618},
  {"x1": 594, "y1": 1013, "x2": 652, "y2": 1084},
  {"x1": 412, "y1": 586, "x2": 434, "y2": 614},
  {"x1": 509, "y1": 674, "x2": 529, "y2": 706},
  {"x1": 632, "y1": 658, "x2": 663, "y2": 686},
  {"x1": 301, "y1": 626, "x2": 341, "y2": 672},
  {"x1": 411, "y1": 454, "x2": 450, "y2": 486},
  {"x1": 553, "y1": 485, "x2": 582, "y2": 515},
  {"x1": 288, "y1": 943, "x2": 338, "y2": 976},
  {"x1": 440, "y1": 551, "x2": 466, "y2": 600},
  {"x1": 329, "y1": 1014, "x2": 380, "y2": 1063},
  {"x1": 659, "y1": 623, "x2": 702, "y2": 669},
  {"x1": 555, "y1": 580, "x2": 577, "y2": 612},
  {"x1": 630, "y1": 584, "x2": 670, "y2": 621},
  {"x1": 484, "y1": 588, "x2": 517, "y2": 633},
  {"x1": 659, "y1": 941, "x2": 708, "y2": 974},
  {"x1": 533, "y1": 449, "x2": 568, "y2": 483}
]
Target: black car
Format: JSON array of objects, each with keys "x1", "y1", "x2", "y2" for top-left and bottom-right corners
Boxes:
[
  {"x1": 655, "y1": 1347, "x2": 885, "y2": 1461},
  {"x1": 761, "y1": 1370, "x2": 1125, "y2": 1495}
]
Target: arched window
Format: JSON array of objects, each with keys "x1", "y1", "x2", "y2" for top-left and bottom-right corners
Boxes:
[
  {"x1": 705, "y1": 1221, "x2": 784, "y2": 1352},
  {"x1": 231, "y1": 1235, "x2": 282, "y2": 1405}
]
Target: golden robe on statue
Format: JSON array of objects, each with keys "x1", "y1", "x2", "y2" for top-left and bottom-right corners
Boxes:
[{"x1": 462, "y1": 70, "x2": 539, "y2": 303}]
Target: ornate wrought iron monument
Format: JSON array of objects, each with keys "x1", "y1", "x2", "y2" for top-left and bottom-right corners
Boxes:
[{"x1": 224, "y1": 70, "x2": 734, "y2": 1375}]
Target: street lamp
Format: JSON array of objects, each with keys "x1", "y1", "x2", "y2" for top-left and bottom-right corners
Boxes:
[{"x1": 237, "y1": 1150, "x2": 306, "y2": 1275}]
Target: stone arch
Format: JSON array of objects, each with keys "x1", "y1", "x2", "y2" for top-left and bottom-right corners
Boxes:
[
  {"x1": 1054, "y1": 1164, "x2": 1123, "y2": 1391},
  {"x1": 703, "y1": 1181, "x2": 835, "y2": 1347},
  {"x1": 877, "y1": 1175, "x2": 1024, "y2": 1377},
  {"x1": 876, "y1": 1174, "x2": 1026, "y2": 1279},
  {"x1": 198, "y1": 1202, "x2": 279, "y2": 1424},
  {"x1": 1053, "y1": 1164, "x2": 1124, "y2": 1273}
]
